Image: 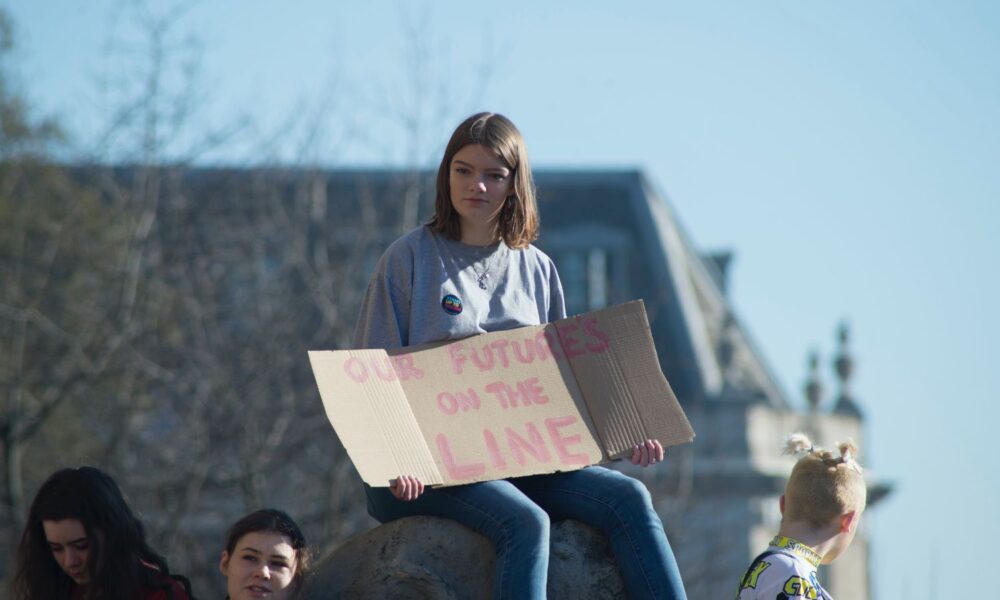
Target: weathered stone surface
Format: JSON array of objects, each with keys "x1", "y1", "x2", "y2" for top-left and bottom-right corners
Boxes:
[
  {"x1": 302, "y1": 516, "x2": 625, "y2": 599},
  {"x1": 547, "y1": 519, "x2": 627, "y2": 599}
]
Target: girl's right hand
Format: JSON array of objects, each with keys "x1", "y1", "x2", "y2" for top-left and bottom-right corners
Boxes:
[
  {"x1": 630, "y1": 439, "x2": 665, "y2": 467},
  {"x1": 390, "y1": 475, "x2": 424, "y2": 501}
]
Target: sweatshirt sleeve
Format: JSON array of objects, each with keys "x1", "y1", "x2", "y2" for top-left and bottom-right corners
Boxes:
[
  {"x1": 352, "y1": 241, "x2": 414, "y2": 350},
  {"x1": 547, "y1": 256, "x2": 567, "y2": 323}
]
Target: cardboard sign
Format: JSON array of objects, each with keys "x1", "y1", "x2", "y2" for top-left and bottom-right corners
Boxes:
[{"x1": 308, "y1": 301, "x2": 695, "y2": 487}]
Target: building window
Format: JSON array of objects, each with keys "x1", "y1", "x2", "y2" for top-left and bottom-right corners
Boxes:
[
  {"x1": 587, "y1": 248, "x2": 608, "y2": 311},
  {"x1": 560, "y1": 248, "x2": 610, "y2": 316},
  {"x1": 560, "y1": 252, "x2": 587, "y2": 316},
  {"x1": 539, "y1": 224, "x2": 629, "y2": 316}
]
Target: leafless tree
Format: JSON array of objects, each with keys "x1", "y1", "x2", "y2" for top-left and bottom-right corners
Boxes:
[
  {"x1": 0, "y1": 7, "x2": 151, "y2": 572},
  {"x1": 2, "y1": 1, "x2": 500, "y2": 594}
]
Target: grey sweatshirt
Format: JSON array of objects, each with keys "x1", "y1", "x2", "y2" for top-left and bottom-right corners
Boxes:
[{"x1": 353, "y1": 226, "x2": 567, "y2": 350}]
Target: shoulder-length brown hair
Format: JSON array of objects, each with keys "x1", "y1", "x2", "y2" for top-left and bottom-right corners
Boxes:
[{"x1": 427, "y1": 112, "x2": 539, "y2": 248}]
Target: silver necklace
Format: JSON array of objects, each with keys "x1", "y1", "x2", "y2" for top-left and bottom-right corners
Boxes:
[
  {"x1": 439, "y1": 237, "x2": 507, "y2": 291},
  {"x1": 472, "y1": 258, "x2": 494, "y2": 290},
  {"x1": 470, "y1": 244, "x2": 507, "y2": 290}
]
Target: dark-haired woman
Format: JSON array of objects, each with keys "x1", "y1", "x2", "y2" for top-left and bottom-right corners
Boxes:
[
  {"x1": 12, "y1": 466, "x2": 193, "y2": 600},
  {"x1": 219, "y1": 509, "x2": 310, "y2": 600},
  {"x1": 353, "y1": 112, "x2": 687, "y2": 599}
]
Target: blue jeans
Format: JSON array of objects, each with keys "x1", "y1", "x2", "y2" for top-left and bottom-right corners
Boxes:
[{"x1": 365, "y1": 466, "x2": 687, "y2": 600}]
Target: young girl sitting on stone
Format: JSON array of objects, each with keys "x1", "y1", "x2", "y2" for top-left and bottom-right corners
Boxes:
[
  {"x1": 354, "y1": 111, "x2": 687, "y2": 600},
  {"x1": 735, "y1": 433, "x2": 867, "y2": 600}
]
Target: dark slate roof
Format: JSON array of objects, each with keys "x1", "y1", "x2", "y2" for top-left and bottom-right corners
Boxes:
[{"x1": 531, "y1": 169, "x2": 791, "y2": 410}]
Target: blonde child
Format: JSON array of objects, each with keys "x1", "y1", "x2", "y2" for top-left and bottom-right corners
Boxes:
[{"x1": 735, "y1": 433, "x2": 867, "y2": 600}]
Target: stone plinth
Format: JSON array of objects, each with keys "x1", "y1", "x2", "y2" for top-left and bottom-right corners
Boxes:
[{"x1": 303, "y1": 516, "x2": 625, "y2": 599}]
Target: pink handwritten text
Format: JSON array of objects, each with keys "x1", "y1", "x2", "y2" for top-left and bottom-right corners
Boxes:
[
  {"x1": 343, "y1": 354, "x2": 425, "y2": 384},
  {"x1": 434, "y1": 415, "x2": 590, "y2": 480},
  {"x1": 436, "y1": 388, "x2": 482, "y2": 415},
  {"x1": 484, "y1": 377, "x2": 550, "y2": 409}
]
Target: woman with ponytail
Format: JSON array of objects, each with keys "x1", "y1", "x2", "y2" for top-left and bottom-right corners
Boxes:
[{"x1": 735, "y1": 433, "x2": 867, "y2": 600}]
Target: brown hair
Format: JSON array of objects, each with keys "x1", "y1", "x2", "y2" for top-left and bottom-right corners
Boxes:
[
  {"x1": 427, "y1": 112, "x2": 539, "y2": 248},
  {"x1": 223, "y1": 509, "x2": 310, "y2": 596},
  {"x1": 782, "y1": 433, "x2": 867, "y2": 528}
]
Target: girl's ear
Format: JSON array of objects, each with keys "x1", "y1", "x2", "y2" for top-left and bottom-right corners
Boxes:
[
  {"x1": 778, "y1": 494, "x2": 786, "y2": 515},
  {"x1": 219, "y1": 551, "x2": 230, "y2": 576},
  {"x1": 839, "y1": 510, "x2": 860, "y2": 533}
]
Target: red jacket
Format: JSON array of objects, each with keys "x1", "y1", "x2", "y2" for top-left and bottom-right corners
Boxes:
[
  {"x1": 142, "y1": 573, "x2": 192, "y2": 600},
  {"x1": 68, "y1": 570, "x2": 192, "y2": 600}
]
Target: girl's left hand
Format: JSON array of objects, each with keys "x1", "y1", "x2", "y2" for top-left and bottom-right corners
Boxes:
[{"x1": 630, "y1": 439, "x2": 664, "y2": 467}]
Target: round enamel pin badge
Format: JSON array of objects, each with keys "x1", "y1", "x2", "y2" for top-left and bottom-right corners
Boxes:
[{"x1": 441, "y1": 294, "x2": 463, "y2": 315}]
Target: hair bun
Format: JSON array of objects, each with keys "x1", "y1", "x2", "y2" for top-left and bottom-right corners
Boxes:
[
  {"x1": 783, "y1": 432, "x2": 814, "y2": 457},
  {"x1": 838, "y1": 439, "x2": 864, "y2": 473}
]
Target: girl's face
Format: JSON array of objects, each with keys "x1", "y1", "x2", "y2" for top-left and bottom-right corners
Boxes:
[
  {"x1": 448, "y1": 143, "x2": 514, "y2": 237},
  {"x1": 221, "y1": 531, "x2": 298, "y2": 600},
  {"x1": 43, "y1": 518, "x2": 91, "y2": 585}
]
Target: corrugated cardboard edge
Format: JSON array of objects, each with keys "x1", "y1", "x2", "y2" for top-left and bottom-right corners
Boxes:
[
  {"x1": 308, "y1": 350, "x2": 444, "y2": 486},
  {"x1": 555, "y1": 301, "x2": 696, "y2": 459}
]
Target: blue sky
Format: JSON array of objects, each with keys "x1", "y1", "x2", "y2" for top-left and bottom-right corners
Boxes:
[{"x1": 7, "y1": 1, "x2": 999, "y2": 597}]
